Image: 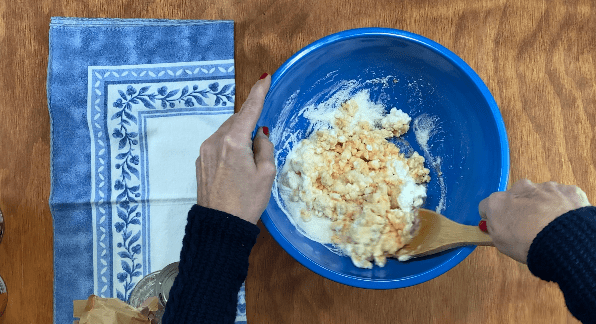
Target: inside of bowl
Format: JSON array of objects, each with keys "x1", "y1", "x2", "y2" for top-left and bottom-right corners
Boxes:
[{"x1": 258, "y1": 32, "x2": 507, "y2": 288}]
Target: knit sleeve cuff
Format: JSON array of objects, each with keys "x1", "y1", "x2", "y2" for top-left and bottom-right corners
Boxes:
[
  {"x1": 185, "y1": 204, "x2": 261, "y2": 256},
  {"x1": 179, "y1": 204, "x2": 260, "y2": 284},
  {"x1": 527, "y1": 206, "x2": 596, "y2": 322},
  {"x1": 162, "y1": 205, "x2": 260, "y2": 324},
  {"x1": 527, "y1": 206, "x2": 596, "y2": 281}
]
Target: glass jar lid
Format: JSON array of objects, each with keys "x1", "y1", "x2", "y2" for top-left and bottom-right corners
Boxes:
[
  {"x1": 0, "y1": 274, "x2": 7, "y2": 318},
  {"x1": 0, "y1": 206, "x2": 4, "y2": 245},
  {"x1": 156, "y1": 262, "x2": 179, "y2": 305}
]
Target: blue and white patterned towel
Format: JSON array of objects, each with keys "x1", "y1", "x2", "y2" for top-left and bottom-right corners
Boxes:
[{"x1": 48, "y1": 17, "x2": 246, "y2": 324}]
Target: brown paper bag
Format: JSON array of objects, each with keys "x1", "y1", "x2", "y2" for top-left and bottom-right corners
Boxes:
[{"x1": 74, "y1": 295, "x2": 159, "y2": 324}]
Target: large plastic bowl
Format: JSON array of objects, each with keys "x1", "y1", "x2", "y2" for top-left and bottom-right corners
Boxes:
[{"x1": 256, "y1": 28, "x2": 509, "y2": 289}]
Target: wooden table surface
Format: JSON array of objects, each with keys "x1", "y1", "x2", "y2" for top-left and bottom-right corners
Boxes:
[{"x1": 0, "y1": 0, "x2": 593, "y2": 323}]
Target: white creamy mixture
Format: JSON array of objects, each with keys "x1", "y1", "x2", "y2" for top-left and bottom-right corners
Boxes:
[{"x1": 278, "y1": 90, "x2": 431, "y2": 269}]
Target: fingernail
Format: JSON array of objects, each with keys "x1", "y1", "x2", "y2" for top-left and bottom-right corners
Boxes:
[
  {"x1": 259, "y1": 73, "x2": 268, "y2": 80},
  {"x1": 262, "y1": 126, "x2": 269, "y2": 136},
  {"x1": 478, "y1": 220, "x2": 488, "y2": 233}
]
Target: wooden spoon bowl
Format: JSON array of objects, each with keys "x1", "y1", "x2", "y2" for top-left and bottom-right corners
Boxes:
[{"x1": 397, "y1": 208, "x2": 493, "y2": 259}]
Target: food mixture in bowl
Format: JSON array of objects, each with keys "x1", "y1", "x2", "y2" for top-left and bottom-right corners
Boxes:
[{"x1": 279, "y1": 90, "x2": 431, "y2": 269}]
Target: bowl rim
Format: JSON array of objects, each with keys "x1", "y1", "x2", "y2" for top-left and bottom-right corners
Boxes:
[{"x1": 260, "y1": 27, "x2": 510, "y2": 289}]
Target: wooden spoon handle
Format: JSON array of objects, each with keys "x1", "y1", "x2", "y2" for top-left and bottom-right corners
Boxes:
[
  {"x1": 454, "y1": 224, "x2": 494, "y2": 246},
  {"x1": 408, "y1": 226, "x2": 494, "y2": 258}
]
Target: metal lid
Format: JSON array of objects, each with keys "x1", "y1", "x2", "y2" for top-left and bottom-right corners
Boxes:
[
  {"x1": 128, "y1": 270, "x2": 165, "y2": 323},
  {"x1": 0, "y1": 274, "x2": 7, "y2": 318},
  {"x1": 128, "y1": 270, "x2": 160, "y2": 307},
  {"x1": 156, "y1": 262, "x2": 179, "y2": 305},
  {"x1": 0, "y1": 276, "x2": 5, "y2": 293},
  {"x1": 0, "y1": 207, "x2": 4, "y2": 245}
]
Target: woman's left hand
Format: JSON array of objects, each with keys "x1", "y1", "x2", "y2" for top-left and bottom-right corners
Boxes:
[{"x1": 195, "y1": 74, "x2": 276, "y2": 225}]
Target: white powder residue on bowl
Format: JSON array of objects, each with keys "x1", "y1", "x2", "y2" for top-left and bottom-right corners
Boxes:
[{"x1": 413, "y1": 114, "x2": 446, "y2": 214}]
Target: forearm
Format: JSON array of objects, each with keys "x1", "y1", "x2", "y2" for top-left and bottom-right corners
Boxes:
[
  {"x1": 162, "y1": 205, "x2": 260, "y2": 324},
  {"x1": 527, "y1": 206, "x2": 596, "y2": 323}
]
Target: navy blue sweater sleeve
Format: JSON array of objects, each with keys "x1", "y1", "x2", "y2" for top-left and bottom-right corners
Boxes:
[
  {"x1": 162, "y1": 205, "x2": 260, "y2": 324},
  {"x1": 527, "y1": 206, "x2": 596, "y2": 324}
]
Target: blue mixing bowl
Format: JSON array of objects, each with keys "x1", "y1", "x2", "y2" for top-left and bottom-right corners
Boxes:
[{"x1": 256, "y1": 28, "x2": 509, "y2": 289}]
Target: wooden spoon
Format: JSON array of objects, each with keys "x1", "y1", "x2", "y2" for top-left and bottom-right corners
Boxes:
[{"x1": 396, "y1": 208, "x2": 494, "y2": 260}]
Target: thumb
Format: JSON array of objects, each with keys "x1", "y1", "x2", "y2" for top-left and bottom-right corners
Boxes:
[
  {"x1": 253, "y1": 127, "x2": 276, "y2": 178},
  {"x1": 478, "y1": 196, "x2": 489, "y2": 219}
]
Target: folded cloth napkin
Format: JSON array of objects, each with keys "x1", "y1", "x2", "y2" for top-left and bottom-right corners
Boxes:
[{"x1": 48, "y1": 17, "x2": 247, "y2": 324}]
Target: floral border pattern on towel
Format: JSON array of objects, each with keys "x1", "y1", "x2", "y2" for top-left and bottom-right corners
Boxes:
[
  {"x1": 88, "y1": 61, "x2": 249, "y2": 322},
  {"x1": 109, "y1": 82, "x2": 235, "y2": 301},
  {"x1": 88, "y1": 61, "x2": 235, "y2": 301}
]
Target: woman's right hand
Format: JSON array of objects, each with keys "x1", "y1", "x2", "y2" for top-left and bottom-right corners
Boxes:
[{"x1": 478, "y1": 179, "x2": 591, "y2": 263}]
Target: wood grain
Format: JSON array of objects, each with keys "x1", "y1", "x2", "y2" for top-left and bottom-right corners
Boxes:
[{"x1": 0, "y1": 0, "x2": 593, "y2": 323}]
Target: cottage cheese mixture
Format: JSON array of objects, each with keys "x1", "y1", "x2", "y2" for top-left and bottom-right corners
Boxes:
[{"x1": 279, "y1": 91, "x2": 431, "y2": 269}]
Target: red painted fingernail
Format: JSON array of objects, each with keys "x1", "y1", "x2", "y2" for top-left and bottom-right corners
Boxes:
[
  {"x1": 262, "y1": 126, "x2": 269, "y2": 136},
  {"x1": 479, "y1": 220, "x2": 488, "y2": 233},
  {"x1": 259, "y1": 73, "x2": 268, "y2": 80}
]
